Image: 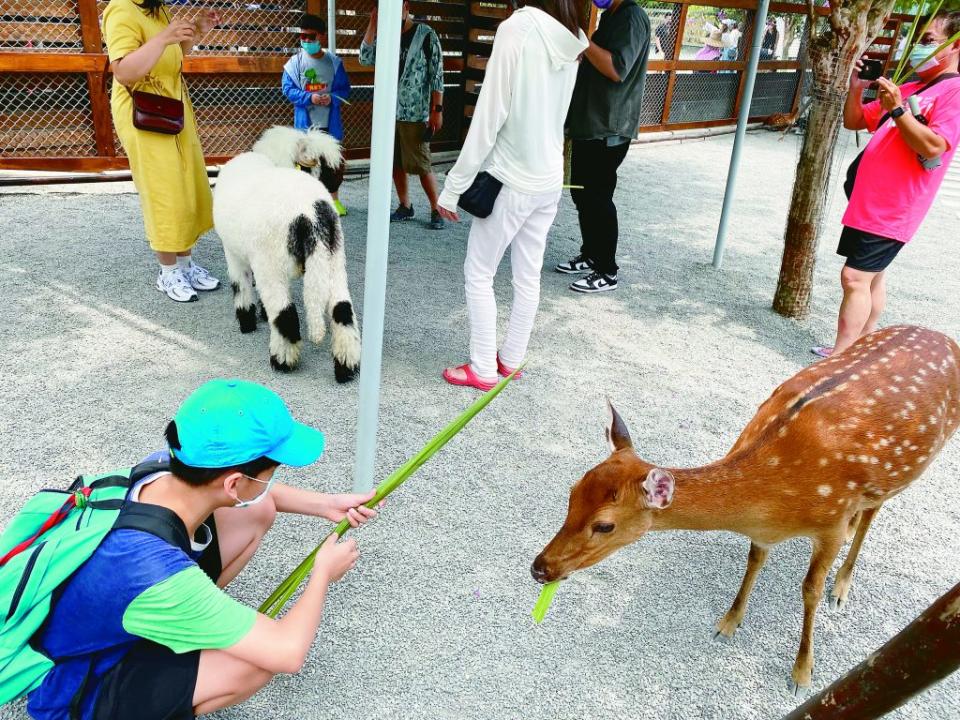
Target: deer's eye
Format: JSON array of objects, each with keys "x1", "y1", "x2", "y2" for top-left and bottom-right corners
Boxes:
[{"x1": 592, "y1": 522, "x2": 615, "y2": 534}]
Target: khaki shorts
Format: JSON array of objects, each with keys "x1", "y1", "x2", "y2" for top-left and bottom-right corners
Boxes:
[{"x1": 394, "y1": 120, "x2": 432, "y2": 175}]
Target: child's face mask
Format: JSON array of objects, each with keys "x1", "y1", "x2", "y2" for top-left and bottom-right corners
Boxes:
[
  {"x1": 593, "y1": 0, "x2": 613, "y2": 8},
  {"x1": 301, "y1": 40, "x2": 322, "y2": 55},
  {"x1": 234, "y1": 474, "x2": 275, "y2": 509}
]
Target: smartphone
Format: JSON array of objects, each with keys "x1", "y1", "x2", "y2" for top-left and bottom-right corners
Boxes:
[{"x1": 858, "y1": 59, "x2": 884, "y2": 81}]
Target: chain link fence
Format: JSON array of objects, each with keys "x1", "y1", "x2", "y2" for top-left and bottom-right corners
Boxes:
[
  {"x1": 0, "y1": 72, "x2": 96, "y2": 156},
  {"x1": 0, "y1": 0, "x2": 83, "y2": 53}
]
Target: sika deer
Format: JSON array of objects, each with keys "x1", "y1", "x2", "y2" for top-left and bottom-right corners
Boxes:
[{"x1": 531, "y1": 325, "x2": 960, "y2": 693}]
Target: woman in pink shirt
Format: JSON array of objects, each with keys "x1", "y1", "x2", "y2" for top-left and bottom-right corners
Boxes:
[{"x1": 814, "y1": 10, "x2": 960, "y2": 358}]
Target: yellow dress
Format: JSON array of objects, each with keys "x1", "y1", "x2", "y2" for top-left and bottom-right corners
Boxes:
[{"x1": 102, "y1": 0, "x2": 212, "y2": 253}]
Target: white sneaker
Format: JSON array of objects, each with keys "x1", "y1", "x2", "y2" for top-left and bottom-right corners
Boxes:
[
  {"x1": 184, "y1": 262, "x2": 221, "y2": 291},
  {"x1": 156, "y1": 267, "x2": 199, "y2": 303}
]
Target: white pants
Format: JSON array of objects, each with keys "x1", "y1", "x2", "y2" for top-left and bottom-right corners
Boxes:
[{"x1": 463, "y1": 185, "x2": 562, "y2": 379}]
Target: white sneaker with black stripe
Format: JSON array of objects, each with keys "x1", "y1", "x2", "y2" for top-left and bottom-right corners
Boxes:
[
  {"x1": 156, "y1": 267, "x2": 199, "y2": 303},
  {"x1": 555, "y1": 254, "x2": 592, "y2": 274},
  {"x1": 570, "y1": 271, "x2": 618, "y2": 294},
  {"x1": 184, "y1": 262, "x2": 221, "y2": 291}
]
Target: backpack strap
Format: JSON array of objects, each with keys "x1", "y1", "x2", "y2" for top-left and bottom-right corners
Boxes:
[{"x1": 112, "y1": 502, "x2": 193, "y2": 555}]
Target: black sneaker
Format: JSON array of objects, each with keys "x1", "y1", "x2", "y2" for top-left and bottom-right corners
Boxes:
[
  {"x1": 555, "y1": 254, "x2": 592, "y2": 274},
  {"x1": 570, "y1": 271, "x2": 618, "y2": 294},
  {"x1": 429, "y1": 209, "x2": 445, "y2": 230},
  {"x1": 390, "y1": 204, "x2": 414, "y2": 222}
]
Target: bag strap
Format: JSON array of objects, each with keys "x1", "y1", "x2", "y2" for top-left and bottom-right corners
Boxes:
[{"x1": 112, "y1": 502, "x2": 193, "y2": 554}]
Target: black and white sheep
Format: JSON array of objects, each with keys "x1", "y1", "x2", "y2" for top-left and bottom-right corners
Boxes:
[{"x1": 213, "y1": 127, "x2": 361, "y2": 382}]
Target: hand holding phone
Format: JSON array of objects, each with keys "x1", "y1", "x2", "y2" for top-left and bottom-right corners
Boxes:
[{"x1": 858, "y1": 59, "x2": 884, "y2": 81}]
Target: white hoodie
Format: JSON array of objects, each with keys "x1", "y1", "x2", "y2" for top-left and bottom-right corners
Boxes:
[{"x1": 438, "y1": 7, "x2": 588, "y2": 210}]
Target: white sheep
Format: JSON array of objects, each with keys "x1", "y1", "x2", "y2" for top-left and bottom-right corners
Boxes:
[{"x1": 213, "y1": 127, "x2": 361, "y2": 381}]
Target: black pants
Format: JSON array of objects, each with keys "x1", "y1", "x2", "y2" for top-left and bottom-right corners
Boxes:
[{"x1": 570, "y1": 138, "x2": 631, "y2": 276}]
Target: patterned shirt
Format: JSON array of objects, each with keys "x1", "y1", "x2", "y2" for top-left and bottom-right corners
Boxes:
[{"x1": 360, "y1": 22, "x2": 444, "y2": 122}]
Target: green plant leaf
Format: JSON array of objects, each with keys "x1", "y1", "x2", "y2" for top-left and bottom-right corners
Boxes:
[
  {"x1": 532, "y1": 581, "x2": 561, "y2": 624},
  {"x1": 259, "y1": 366, "x2": 524, "y2": 617},
  {"x1": 895, "y1": 29, "x2": 960, "y2": 83}
]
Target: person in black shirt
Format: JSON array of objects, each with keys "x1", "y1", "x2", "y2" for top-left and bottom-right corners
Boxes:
[
  {"x1": 557, "y1": 0, "x2": 651, "y2": 293},
  {"x1": 760, "y1": 18, "x2": 778, "y2": 60},
  {"x1": 655, "y1": 12, "x2": 674, "y2": 59}
]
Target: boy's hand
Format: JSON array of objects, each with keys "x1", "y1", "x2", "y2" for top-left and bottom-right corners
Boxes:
[
  {"x1": 311, "y1": 93, "x2": 323, "y2": 105},
  {"x1": 317, "y1": 93, "x2": 332, "y2": 106},
  {"x1": 320, "y1": 490, "x2": 380, "y2": 527},
  {"x1": 314, "y1": 534, "x2": 359, "y2": 583}
]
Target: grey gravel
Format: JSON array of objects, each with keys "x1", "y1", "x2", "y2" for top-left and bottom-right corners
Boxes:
[{"x1": 1, "y1": 129, "x2": 959, "y2": 720}]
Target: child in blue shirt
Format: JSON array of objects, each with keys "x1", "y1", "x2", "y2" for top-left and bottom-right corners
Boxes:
[{"x1": 283, "y1": 13, "x2": 351, "y2": 215}]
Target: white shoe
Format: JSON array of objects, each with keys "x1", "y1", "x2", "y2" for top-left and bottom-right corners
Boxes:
[
  {"x1": 156, "y1": 267, "x2": 199, "y2": 303},
  {"x1": 184, "y1": 262, "x2": 221, "y2": 291}
]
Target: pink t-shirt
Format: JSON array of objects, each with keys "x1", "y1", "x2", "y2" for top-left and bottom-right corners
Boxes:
[{"x1": 842, "y1": 76, "x2": 960, "y2": 242}]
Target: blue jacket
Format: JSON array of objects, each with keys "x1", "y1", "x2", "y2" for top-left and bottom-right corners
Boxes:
[{"x1": 282, "y1": 50, "x2": 351, "y2": 140}]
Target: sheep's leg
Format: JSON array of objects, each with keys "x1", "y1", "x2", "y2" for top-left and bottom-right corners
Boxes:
[
  {"x1": 325, "y1": 259, "x2": 361, "y2": 384},
  {"x1": 251, "y1": 260, "x2": 301, "y2": 372},
  {"x1": 225, "y1": 250, "x2": 257, "y2": 333},
  {"x1": 302, "y1": 249, "x2": 329, "y2": 347}
]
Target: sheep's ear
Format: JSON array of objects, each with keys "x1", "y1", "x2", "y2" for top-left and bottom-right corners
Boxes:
[{"x1": 295, "y1": 138, "x2": 317, "y2": 167}]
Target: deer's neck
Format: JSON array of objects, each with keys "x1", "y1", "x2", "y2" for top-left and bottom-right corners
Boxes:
[{"x1": 649, "y1": 457, "x2": 773, "y2": 535}]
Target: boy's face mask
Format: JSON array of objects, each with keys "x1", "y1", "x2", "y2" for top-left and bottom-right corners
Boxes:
[
  {"x1": 234, "y1": 474, "x2": 275, "y2": 509},
  {"x1": 301, "y1": 39, "x2": 322, "y2": 54}
]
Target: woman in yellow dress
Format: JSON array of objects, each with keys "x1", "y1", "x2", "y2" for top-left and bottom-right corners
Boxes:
[{"x1": 102, "y1": 0, "x2": 221, "y2": 302}]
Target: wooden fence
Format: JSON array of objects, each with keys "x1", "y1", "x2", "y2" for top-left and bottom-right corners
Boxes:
[{"x1": 0, "y1": 0, "x2": 914, "y2": 172}]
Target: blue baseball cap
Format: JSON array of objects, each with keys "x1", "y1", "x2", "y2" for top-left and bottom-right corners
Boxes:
[{"x1": 171, "y1": 379, "x2": 325, "y2": 468}]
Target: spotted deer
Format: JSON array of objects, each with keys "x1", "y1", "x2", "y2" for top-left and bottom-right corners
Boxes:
[{"x1": 531, "y1": 325, "x2": 960, "y2": 693}]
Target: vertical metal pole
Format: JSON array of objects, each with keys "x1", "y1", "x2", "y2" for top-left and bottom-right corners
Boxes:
[
  {"x1": 713, "y1": 0, "x2": 770, "y2": 269},
  {"x1": 327, "y1": 0, "x2": 337, "y2": 55},
  {"x1": 352, "y1": 0, "x2": 402, "y2": 492}
]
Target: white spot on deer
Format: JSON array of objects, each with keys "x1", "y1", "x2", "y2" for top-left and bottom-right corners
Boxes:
[
  {"x1": 858, "y1": 454, "x2": 870, "y2": 463},
  {"x1": 847, "y1": 481, "x2": 857, "y2": 490},
  {"x1": 918, "y1": 424, "x2": 927, "y2": 433},
  {"x1": 888, "y1": 386, "x2": 901, "y2": 394},
  {"x1": 866, "y1": 398, "x2": 877, "y2": 406},
  {"x1": 884, "y1": 462, "x2": 893, "y2": 470},
  {"x1": 846, "y1": 455, "x2": 857, "y2": 463},
  {"x1": 767, "y1": 456, "x2": 781, "y2": 467},
  {"x1": 835, "y1": 452, "x2": 844, "y2": 460},
  {"x1": 893, "y1": 375, "x2": 904, "y2": 382},
  {"x1": 917, "y1": 455, "x2": 928, "y2": 464},
  {"x1": 919, "y1": 368, "x2": 928, "y2": 376},
  {"x1": 778, "y1": 427, "x2": 788, "y2": 438},
  {"x1": 880, "y1": 357, "x2": 890, "y2": 364},
  {"x1": 851, "y1": 374, "x2": 860, "y2": 381},
  {"x1": 909, "y1": 445, "x2": 918, "y2": 452},
  {"x1": 902, "y1": 466, "x2": 912, "y2": 473},
  {"x1": 902, "y1": 439, "x2": 911, "y2": 447},
  {"x1": 907, "y1": 386, "x2": 920, "y2": 394},
  {"x1": 890, "y1": 471, "x2": 900, "y2": 478},
  {"x1": 885, "y1": 424, "x2": 894, "y2": 431},
  {"x1": 819, "y1": 458, "x2": 829, "y2": 467},
  {"x1": 870, "y1": 456, "x2": 879, "y2": 464},
  {"x1": 930, "y1": 415, "x2": 938, "y2": 425},
  {"x1": 874, "y1": 388, "x2": 885, "y2": 397},
  {"x1": 905, "y1": 401, "x2": 917, "y2": 411},
  {"x1": 818, "y1": 485, "x2": 832, "y2": 497},
  {"x1": 894, "y1": 447, "x2": 903, "y2": 456}
]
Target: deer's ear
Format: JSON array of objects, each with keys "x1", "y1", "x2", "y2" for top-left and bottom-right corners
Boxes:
[
  {"x1": 642, "y1": 468, "x2": 675, "y2": 509},
  {"x1": 605, "y1": 400, "x2": 633, "y2": 453}
]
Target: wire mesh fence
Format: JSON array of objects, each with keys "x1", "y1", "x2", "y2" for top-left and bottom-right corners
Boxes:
[
  {"x1": 0, "y1": 72, "x2": 96, "y2": 156},
  {"x1": 0, "y1": 0, "x2": 84, "y2": 53}
]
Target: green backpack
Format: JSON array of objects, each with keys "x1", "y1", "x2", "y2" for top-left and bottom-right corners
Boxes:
[{"x1": 0, "y1": 461, "x2": 163, "y2": 704}]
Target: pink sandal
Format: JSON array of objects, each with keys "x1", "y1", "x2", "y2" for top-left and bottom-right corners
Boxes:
[
  {"x1": 497, "y1": 354, "x2": 523, "y2": 379},
  {"x1": 443, "y1": 363, "x2": 498, "y2": 391}
]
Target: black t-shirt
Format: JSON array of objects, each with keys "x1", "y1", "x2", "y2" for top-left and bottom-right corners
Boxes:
[
  {"x1": 655, "y1": 22, "x2": 672, "y2": 58},
  {"x1": 567, "y1": 2, "x2": 651, "y2": 141},
  {"x1": 398, "y1": 24, "x2": 417, "y2": 78}
]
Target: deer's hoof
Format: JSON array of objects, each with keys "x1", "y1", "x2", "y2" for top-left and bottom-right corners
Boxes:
[{"x1": 828, "y1": 594, "x2": 847, "y2": 612}]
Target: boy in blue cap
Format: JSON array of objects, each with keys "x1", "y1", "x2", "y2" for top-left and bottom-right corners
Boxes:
[{"x1": 27, "y1": 379, "x2": 376, "y2": 720}]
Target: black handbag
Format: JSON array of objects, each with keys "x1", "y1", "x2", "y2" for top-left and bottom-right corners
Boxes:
[{"x1": 458, "y1": 171, "x2": 503, "y2": 219}]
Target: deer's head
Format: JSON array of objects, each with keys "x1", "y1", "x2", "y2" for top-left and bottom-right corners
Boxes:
[{"x1": 531, "y1": 402, "x2": 675, "y2": 584}]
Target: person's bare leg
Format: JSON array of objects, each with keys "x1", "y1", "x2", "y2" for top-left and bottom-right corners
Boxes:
[
  {"x1": 861, "y1": 270, "x2": 887, "y2": 337},
  {"x1": 420, "y1": 172, "x2": 440, "y2": 212},
  {"x1": 156, "y1": 251, "x2": 177, "y2": 265},
  {"x1": 832, "y1": 265, "x2": 877, "y2": 355},
  {"x1": 193, "y1": 649, "x2": 274, "y2": 715},
  {"x1": 212, "y1": 493, "x2": 278, "y2": 588},
  {"x1": 393, "y1": 166, "x2": 410, "y2": 208}
]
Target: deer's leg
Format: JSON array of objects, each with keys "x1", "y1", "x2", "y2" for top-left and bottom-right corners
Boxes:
[
  {"x1": 791, "y1": 534, "x2": 843, "y2": 695},
  {"x1": 715, "y1": 542, "x2": 769, "y2": 639},
  {"x1": 831, "y1": 505, "x2": 880, "y2": 611},
  {"x1": 844, "y1": 510, "x2": 863, "y2": 543}
]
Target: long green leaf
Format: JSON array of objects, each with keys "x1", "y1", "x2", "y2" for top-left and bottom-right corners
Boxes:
[
  {"x1": 893, "y1": 0, "x2": 936, "y2": 83},
  {"x1": 259, "y1": 366, "x2": 523, "y2": 617},
  {"x1": 532, "y1": 581, "x2": 561, "y2": 624}
]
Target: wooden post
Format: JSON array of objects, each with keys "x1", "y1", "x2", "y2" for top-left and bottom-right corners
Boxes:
[
  {"x1": 660, "y1": 3, "x2": 689, "y2": 126},
  {"x1": 782, "y1": 580, "x2": 960, "y2": 720},
  {"x1": 77, "y1": 0, "x2": 115, "y2": 157}
]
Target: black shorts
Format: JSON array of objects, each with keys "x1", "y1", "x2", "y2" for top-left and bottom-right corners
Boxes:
[
  {"x1": 837, "y1": 226, "x2": 903, "y2": 272},
  {"x1": 94, "y1": 641, "x2": 200, "y2": 720},
  {"x1": 92, "y1": 516, "x2": 222, "y2": 720}
]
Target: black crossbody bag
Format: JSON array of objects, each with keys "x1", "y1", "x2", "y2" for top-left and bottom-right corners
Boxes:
[
  {"x1": 844, "y1": 72, "x2": 959, "y2": 199},
  {"x1": 457, "y1": 171, "x2": 504, "y2": 219}
]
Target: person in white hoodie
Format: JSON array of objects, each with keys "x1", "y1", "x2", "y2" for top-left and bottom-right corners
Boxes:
[{"x1": 436, "y1": 0, "x2": 588, "y2": 391}]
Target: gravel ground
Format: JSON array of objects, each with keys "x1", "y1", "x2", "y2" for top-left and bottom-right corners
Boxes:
[{"x1": 1, "y1": 130, "x2": 959, "y2": 720}]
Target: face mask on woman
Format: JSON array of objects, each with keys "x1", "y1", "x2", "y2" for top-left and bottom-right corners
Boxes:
[{"x1": 301, "y1": 40, "x2": 322, "y2": 55}]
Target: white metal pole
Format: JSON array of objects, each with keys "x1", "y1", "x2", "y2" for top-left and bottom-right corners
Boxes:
[
  {"x1": 713, "y1": 0, "x2": 771, "y2": 269},
  {"x1": 327, "y1": 0, "x2": 337, "y2": 55},
  {"x1": 353, "y1": 0, "x2": 402, "y2": 492}
]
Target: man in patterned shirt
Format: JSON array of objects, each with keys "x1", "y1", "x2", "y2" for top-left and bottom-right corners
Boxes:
[{"x1": 361, "y1": 0, "x2": 446, "y2": 230}]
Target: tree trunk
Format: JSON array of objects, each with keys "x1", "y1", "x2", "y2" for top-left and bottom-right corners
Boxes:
[{"x1": 772, "y1": 0, "x2": 897, "y2": 318}]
